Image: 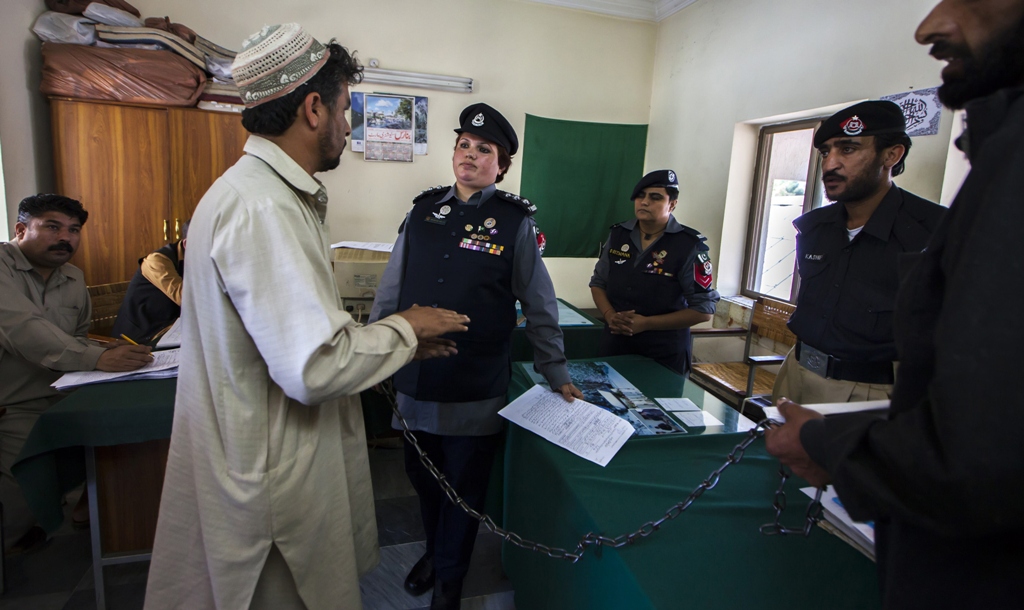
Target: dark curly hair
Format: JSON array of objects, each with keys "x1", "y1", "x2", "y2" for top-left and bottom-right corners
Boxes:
[
  {"x1": 241, "y1": 41, "x2": 363, "y2": 136},
  {"x1": 18, "y1": 194, "x2": 89, "y2": 225}
]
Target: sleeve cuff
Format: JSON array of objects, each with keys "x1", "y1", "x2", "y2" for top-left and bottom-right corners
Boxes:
[
  {"x1": 539, "y1": 363, "x2": 572, "y2": 389},
  {"x1": 83, "y1": 344, "x2": 108, "y2": 371}
]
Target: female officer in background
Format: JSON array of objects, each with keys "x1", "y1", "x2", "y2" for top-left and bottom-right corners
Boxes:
[
  {"x1": 590, "y1": 170, "x2": 720, "y2": 375},
  {"x1": 369, "y1": 102, "x2": 581, "y2": 610}
]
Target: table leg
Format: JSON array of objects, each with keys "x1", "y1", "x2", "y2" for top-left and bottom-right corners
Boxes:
[{"x1": 86, "y1": 447, "x2": 106, "y2": 610}]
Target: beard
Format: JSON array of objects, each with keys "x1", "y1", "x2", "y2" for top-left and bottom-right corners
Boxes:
[
  {"x1": 316, "y1": 119, "x2": 344, "y2": 173},
  {"x1": 824, "y1": 157, "x2": 887, "y2": 204},
  {"x1": 934, "y1": 16, "x2": 1024, "y2": 109}
]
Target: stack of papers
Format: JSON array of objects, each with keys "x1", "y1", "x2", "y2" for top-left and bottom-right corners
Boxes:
[
  {"x1": 155, "y1": 318, "x2": 182, "y2": 349},
  {"x1": 801, "y1": 486, "x2": 875, "y2": 560},
  {"x1": 330, "y1": 241, "x2": 394, "y2": 253},
  {"x1": 52, "y1": 349, "x2": 180, "y2": 390},
  {"x1": 763, "y1": 400, "x2": 890, "y2": 422}
]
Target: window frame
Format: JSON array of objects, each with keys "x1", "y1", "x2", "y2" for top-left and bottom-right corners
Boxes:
[{"x1": 741, "y1": 118, "x2": 826, "y2": 303}]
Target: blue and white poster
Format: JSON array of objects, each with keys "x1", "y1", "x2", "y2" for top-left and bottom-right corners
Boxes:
[{"x1": 882, "y1": 87, "x2": 942, "y2": 136}]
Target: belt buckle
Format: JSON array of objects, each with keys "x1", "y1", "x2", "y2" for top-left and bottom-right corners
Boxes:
[{"x1": 799, "y1": 343, "x2": 831, "y2": 379}]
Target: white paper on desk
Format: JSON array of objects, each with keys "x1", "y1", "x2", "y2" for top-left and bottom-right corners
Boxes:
[
  {"x1": 329, "y1": 240, "x2": 394, "y2": 252},
  {"x1": 155, "y1": 318, "x2": 181, "y2": 349},
  {"x1": 655, "y1": 398, "x2": 701, "y2": 412},
  {"x1": 763, "y1": 399, "x2": 890, "y2": 423},
  {"x1": 499, "y1": 384, "x2": 634, "y2": 467},
  {"x1": 52, "y1": 349, "x2": 180, "y2": 390},
  {"x1": 555, "y1": 301, "x2": 594, "y2": 326},
  {"x1": 676, "y1": 410, "x2": 723, "y2": 427}
]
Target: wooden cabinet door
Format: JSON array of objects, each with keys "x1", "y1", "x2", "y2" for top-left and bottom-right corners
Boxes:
[
  {"x1": 51, "y1": 99, "x2": 170, "y2": 285},
  {"x1": 169, "y1": 108, "x2": 248, "y2": 234}
]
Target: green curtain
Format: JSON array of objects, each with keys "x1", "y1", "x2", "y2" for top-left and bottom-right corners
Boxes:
[{"x1": 521, "y1": 115, "x2": 648, "y2": 257}]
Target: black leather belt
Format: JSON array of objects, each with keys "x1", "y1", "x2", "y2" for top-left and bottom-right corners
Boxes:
[{"x1": 795, "y1": 341, "x2": 895, "y2": 385}]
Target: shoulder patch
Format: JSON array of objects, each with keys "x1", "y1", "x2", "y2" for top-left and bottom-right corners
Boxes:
[
  {"x1": 413, "y1": 185, "x2": 449, "y2": 204},
  {"x1": 494, "y1": 190, "x2": 537, "y2": 216}
]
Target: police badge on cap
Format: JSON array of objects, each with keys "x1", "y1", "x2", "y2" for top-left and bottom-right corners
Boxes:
[
  {"x1": 814, "y1": 101, "x2": 907, "y2": 148},
  {"x1": 455, "y1": 103, "x2": 519, "y2": 155},
  {"x1": 630, "y1": 169, "x2": 680, "y2": 201}
]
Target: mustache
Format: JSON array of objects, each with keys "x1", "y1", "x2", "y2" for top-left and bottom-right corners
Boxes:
[
  {"x1": 48, "y1": 241, "x2": 74, "y2": 253},
  {"x1": 822, "y1": 170, "x2": 846, "y2": 182},
  {"x1": 930, "y1": 40, "x2": 972, "y2": 62}
]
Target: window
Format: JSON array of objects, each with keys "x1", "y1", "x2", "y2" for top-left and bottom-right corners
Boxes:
[{"x1": 742, "y1": 120, "x2": 825, "y2": 302}]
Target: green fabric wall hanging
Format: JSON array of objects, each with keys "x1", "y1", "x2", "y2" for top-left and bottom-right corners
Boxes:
[{"x1": 521, "y1": 115, "x2": 648, "y2": 257}]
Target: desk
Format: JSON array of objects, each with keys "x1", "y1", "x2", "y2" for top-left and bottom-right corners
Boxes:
[
  {"x1": 502, "y1": 355, "x2": 879, "y2": 610},
  {"x1": 12, "y1": 379, "x2": 175, "y2": 610},
  {"x1": 510, "y1": 298, "x2": 604, "y2": 362}
]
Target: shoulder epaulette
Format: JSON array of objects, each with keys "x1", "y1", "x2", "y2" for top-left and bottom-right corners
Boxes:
[
  {"x1": 494, "y1": 190, "x2": 537, "y2": 216},
  {"x1": 677, "y1": 224, "x2": 710, "y2": 250},
  {"x1": 413, "y1": 185, "x2": 449, "y2": 204}
]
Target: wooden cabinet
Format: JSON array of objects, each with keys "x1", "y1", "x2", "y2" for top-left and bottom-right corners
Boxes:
[{"x1": 50, "y1": 98, "x2": 248, "y2": 285}]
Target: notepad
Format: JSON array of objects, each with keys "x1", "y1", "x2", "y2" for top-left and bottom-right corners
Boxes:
[{"x1": 52, "y1": 349, "x2": 179, "y2": 390}]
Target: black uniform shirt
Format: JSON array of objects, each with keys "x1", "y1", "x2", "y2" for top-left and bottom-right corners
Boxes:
[{"x1": 787, "y1": 185, "x2": 945, "y2": 362}]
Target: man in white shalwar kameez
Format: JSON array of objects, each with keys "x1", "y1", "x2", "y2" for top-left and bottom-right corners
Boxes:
[{"x1": 144, "y1": 24, "x2": 469, "y2": 610}]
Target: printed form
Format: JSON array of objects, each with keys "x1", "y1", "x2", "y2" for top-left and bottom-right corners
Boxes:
[
  {"x1": 52, "y1": 349, "x2": 180, "y2": 390},
  {"x1": 499, "y1": 384, "x2": 634, "y2": 467}
]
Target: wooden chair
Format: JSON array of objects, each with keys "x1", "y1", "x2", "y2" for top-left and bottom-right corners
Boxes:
[
  {"x1": 87, "y1": 281, "x2": 131, "y2": 338},
  {"x1": 690, "y1": 297, "x2": 797, "y2": 405}
]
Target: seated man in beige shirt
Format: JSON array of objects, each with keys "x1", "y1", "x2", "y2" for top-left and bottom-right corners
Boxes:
[
  {"x1": 1, "y1": 194, "x2": 153, "y2": 554},
  {"x1": 112, "y1": 221, "x2": 188, "y2": 343}
]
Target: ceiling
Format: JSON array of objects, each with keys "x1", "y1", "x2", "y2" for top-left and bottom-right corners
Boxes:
[{"x1": 519, "y1": 0, "x2": 700, "y2": 22}]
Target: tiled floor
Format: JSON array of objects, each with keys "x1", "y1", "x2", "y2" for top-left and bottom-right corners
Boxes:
[{"x1": 0, "y1": 440, "x2": 516, "y2": 609}]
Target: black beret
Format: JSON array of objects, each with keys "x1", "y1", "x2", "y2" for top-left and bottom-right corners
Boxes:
[
  {"x1": 813, "y1": 100, "x2": 907, "y2": 148},
  {"x1": 630, "y1": 169, "x2": 679, "y2": 200},
  {"x1": 454, "y1": 103, "x2": 518, "y2": 155}
]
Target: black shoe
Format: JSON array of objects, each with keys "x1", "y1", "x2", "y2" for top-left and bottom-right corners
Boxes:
[
  {"x1": 404, "y1": 554, "x2": 435, "y2": 596},
  {"x1": 5, "y1": 525, "x2": 49, "y2": 556},
  {"x1": 430, "y1": 577, "x2": 463, "y2": 610}
]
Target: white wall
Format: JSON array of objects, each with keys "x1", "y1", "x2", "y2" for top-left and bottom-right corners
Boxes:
[
  {"x1": 0, "y1": 0, "x2": 49, "y2": 238},
  {"x1": 646, "y1": 0, "x2": 955, "y2": 296}
]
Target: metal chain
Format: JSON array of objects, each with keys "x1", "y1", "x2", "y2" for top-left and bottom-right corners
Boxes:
[{"x1": 380, "y1": 381, "x2": 823, "y2": 564}]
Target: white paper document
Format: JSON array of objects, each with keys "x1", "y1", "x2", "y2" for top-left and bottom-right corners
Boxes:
[
  {"x1": 763, "y1": 399, "x2": 890, "y2": 423},
  {"x1": 52, "y1": 349, "x2": 180, "y2": 390},
  {"x1": 155, "y1": 318, "x2": 182, "y2": 349},
  {"x1": 675, "y1": 410, "x2": 724, "y2": 428},
  {"x1": 556, "y1": 301, "x2": 594, "y2": 326},
  {"x1": 329, "y1": 241, "x2": 394, "y2": 252},
  {"x1": 499, "y1": 384, "x2": 635, "y2": 467},
  {"x1": 655, "y1": 398, "x2": 701, "y2": 412}
]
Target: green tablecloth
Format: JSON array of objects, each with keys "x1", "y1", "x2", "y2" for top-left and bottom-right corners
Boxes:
[
  {"x1": 11, "y1": 379, "x2": 177, "y2": 534},
  {"x1": 502, "y1": 355, "x2": 879, "y2": 610}
]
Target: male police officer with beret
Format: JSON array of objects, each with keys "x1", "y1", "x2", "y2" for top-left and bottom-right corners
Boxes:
[{"x1": 773, "y1": 101, "x2": 946, "y2": 404}]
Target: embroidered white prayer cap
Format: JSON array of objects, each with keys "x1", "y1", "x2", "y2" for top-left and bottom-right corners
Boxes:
[{"x1": 231, "y1": 23, "x2": 329, "y2": 108}]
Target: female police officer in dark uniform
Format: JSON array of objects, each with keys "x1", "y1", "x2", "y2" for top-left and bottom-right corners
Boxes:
[
  {"x1": 369, "y1": 103, "x2": 581, "y2": 610},
  {"x1": 590, "y1": 170, "x2": 720, "y2": 375}
]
